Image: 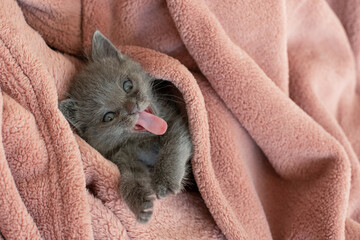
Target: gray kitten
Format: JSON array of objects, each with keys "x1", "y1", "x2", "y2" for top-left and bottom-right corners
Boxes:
[{"x1": 59, "y1": 31, "x2": 193, "y2": 223}]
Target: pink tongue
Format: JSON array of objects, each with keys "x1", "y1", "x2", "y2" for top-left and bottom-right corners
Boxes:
[{"x1": 137, "y1": 111, "x2": 168, "y2": 135}]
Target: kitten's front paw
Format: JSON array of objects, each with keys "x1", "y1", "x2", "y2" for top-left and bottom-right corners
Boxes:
[
  {"x1": 151, "y1": 176, "x2": 181, "y2": 199},
  {"x1": 136, "y1": 194, "x2": 155, "y2": 224},
  {"x1": 122, "y1": 182, "x2": 156, "y2": 224}
]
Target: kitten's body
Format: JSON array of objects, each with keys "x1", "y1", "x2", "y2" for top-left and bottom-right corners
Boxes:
[{"x1": 59, "y1": 31, "x2": 192, "y2": 223}]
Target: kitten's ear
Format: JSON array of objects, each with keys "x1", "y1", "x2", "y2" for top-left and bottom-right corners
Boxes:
[
  {"x1": 59, "y1": 98, "x2": 78, "y2": 128},
  {"x1": 91, "y1": 30, "x2": 119, "y2": 61}
]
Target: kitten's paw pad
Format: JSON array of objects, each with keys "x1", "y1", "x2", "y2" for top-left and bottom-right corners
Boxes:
[{"x1": 152, "y1": 179, "x2": 181, "y2": 199}]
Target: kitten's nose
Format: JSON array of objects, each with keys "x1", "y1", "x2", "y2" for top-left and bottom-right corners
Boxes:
[{"x1": 124, "y1": 101, "x2": 137, "y2": 114}]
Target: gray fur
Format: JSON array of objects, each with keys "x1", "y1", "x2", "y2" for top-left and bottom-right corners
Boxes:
[{"x1": 59, "y1": 31, "x2": 193, "y2": 224}]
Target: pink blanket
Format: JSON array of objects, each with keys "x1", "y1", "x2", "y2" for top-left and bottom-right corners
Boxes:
[{"x1": 0, "y1": 0, "x2": 360, "y2": 239}]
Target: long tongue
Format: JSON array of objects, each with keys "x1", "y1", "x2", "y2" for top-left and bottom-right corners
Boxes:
[{"x1": 136, "y1": 111, "x2": 168, "y2": 135}]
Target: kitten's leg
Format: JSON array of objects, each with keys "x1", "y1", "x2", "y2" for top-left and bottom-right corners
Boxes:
[
  {"x1": 112, "y1": 149, "x2": 155, "y2": 223},
  {"x1": 151, "y1": 117, "x2": 193, "y2": 199}
]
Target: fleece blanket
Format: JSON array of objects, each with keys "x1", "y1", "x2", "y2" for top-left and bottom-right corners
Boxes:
[{"x1": 0, "y1": 0, "x2": 360, "y2": 239}]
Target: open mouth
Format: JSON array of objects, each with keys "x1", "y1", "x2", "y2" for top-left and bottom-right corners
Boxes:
[
  {"x1": 132, "y1": 105, "x2": 168, "y2": 135},
  {"x1": 133, "y1": 106, "x2": 153, "y2": 132}
]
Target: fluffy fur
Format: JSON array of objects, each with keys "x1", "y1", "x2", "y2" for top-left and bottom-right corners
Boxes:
[{"x1": 59, "y1": 31, "x2": 193, "y2": 223}]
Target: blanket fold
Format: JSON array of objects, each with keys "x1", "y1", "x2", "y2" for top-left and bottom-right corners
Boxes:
[{"x1": 0, "y1": 0, "x2": 360, "y2": 239}]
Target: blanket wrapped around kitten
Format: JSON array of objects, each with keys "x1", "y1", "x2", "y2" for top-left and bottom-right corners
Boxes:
[{"x1": 59, "y1": 31, "x2": 193, "y2": 223}]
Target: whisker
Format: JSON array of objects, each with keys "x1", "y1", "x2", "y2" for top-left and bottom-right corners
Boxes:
[
  {"x1": 156, "y1": 97, "x2": 184, "y2": 105},
  {"x1": 157, "y1": 94, "x2": 185, "y2": 102},
  {"x1": 150, "y1": 80, "x2": 166, "y2": 88},
  {"x1": 152, "y1": 86, "x2": 174, "y2": 92}
]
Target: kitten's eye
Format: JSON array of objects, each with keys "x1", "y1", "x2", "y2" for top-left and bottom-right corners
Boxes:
[
  {"x1": 103, "y1": 112, "x2": 116, "y2": 122},
  {"x1": 123, "y1": 79, "x2": 133, "y2": 93}
]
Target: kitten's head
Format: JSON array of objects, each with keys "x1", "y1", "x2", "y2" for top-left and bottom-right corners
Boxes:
[{"x1": 59, "y1": 31, "x2": 159, "y2": 153}]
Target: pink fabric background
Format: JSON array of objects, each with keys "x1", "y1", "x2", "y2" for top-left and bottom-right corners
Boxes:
[{"x1": 0, "y1": 0, "x2": 359, "y2": 239}]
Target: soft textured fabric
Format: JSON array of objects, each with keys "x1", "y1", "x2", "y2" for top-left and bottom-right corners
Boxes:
[{"x1": 0, "y1": 0, "x2": 359, "y2": 239}]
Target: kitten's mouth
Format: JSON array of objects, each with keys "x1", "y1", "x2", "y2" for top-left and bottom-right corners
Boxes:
[
  {"x1": 133, "y1": 106, "x2": 168, "y2": 135},
  {"x1": 133, "y1": 107, "x2": 153, "y2": 132}
]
